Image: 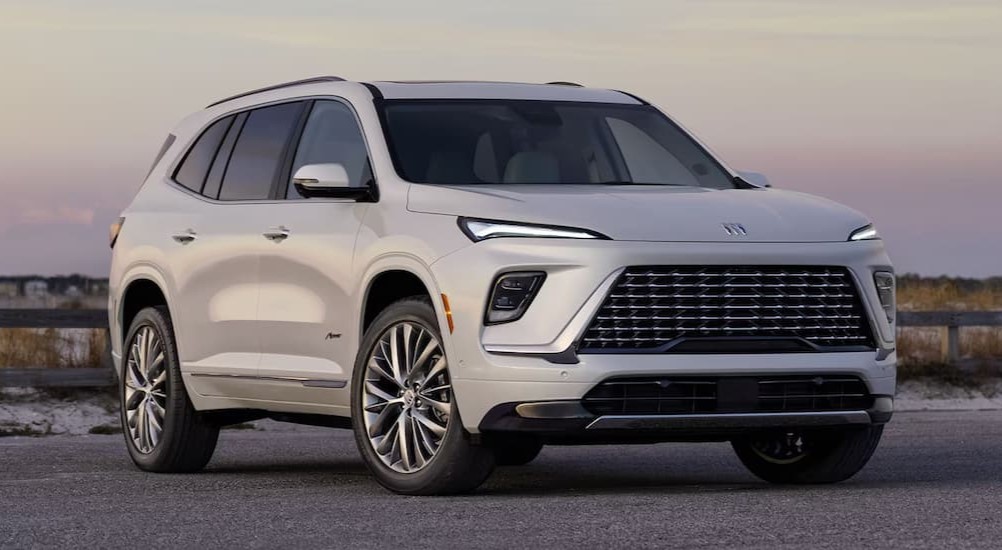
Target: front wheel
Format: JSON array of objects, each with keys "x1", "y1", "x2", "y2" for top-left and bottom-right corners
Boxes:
[
  {"x1": 350, "y1": 297, "x2": 495, "y2": 495},
  {"x1": 731, "y1": 426, "x2": 884, "y2": 484}
]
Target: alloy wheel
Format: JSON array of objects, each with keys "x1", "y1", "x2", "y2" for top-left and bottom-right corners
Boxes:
[
  {"x1": 751, "y1": 432, "x2": 810, "y2": 464},
  {"x1": 124, "y1": 326, "x2": 168, "y2": 454},
  {"x1": 361, "y1": 321, "x2": 451, "y2": 473}
]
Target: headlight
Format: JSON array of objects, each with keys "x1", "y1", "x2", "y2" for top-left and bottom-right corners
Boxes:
[
  {"x1": 458, "y1": 217, "x2": 609, "y2": 242},
  {"x1": 485, "y1": 272, "x2": 546, "y2": 324},
  {"x1": 873, "y1": 271, "x2": 895, "y2": 323},
  {"x1": 849, "y1": 224, "x2": 879, "y2": 241}
]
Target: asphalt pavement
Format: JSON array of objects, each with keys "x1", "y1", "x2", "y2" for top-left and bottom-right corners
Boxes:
[{"x1": 2, "y1": 410, "x2": 1002, "y2": 549}]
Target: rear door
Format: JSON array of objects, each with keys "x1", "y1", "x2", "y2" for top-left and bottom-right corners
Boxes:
[
  {"x1": 170, "y1": 101, "x2": 306, "y2": 399},
  {"x1": 254, "y1": 98, "x2": 374, "y2": 410}
]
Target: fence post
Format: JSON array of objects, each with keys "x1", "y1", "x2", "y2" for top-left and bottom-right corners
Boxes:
[{"x1": 940, "y1": 324, "x2": 960, "y2": 364}]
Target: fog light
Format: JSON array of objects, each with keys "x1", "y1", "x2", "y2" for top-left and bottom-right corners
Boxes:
[
  {"x1": 486, "y1": 272, "x2": 546, "y2": 324},
  {"x1": 873, "y1": 271, "x2": 895, "y2": 323}
]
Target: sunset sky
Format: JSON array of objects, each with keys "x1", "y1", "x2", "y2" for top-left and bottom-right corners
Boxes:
[{"x1": 1, "y1": 0, "x2": 999, "y2": 277}]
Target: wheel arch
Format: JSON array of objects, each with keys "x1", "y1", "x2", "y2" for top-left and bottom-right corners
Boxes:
[
  {"x1": 356, "y1": 257, "x2": 450, "y2": 348},
  {"x1": 115, "y1": 266, "x2": 176, "y2": 377},
  {"x1": 120, "y1": 277, "x2": 170, "y2": 342}
]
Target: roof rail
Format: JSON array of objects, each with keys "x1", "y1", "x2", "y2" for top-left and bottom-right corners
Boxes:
[
  {"x1": 546, "y1": 81, "x2": 583, "y2": 87},
  {"x1": 206, "y1": 76, "x2": 346, "y2": 108}
]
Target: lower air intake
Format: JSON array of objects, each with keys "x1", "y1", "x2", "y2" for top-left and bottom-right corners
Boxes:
[{"x1": 582, "y1": 375, "x2": 873, "y2": 416}]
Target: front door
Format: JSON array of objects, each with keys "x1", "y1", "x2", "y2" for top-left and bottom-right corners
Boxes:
[{"x1": 255, "y1": 99, "x2": 374, "y2": 411}]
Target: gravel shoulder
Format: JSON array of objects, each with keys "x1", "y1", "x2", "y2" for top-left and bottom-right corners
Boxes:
[{"x1": 4, "y1": 379, "x2": 1002, "y2": 436}]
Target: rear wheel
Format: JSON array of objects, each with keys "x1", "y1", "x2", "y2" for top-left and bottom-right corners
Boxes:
[
  {"x1": 731, "y1": 426, "x2": 883, "y2": 484},
  {"x1": 351, "y1": 297, "x2": 495, "y2": 495},
  {"x1": 120, "y1": 306, "x2": 219, "y2": 472}
]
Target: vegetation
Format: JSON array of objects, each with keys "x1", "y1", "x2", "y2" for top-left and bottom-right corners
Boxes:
[
  {"x1": 0, "y1": 328, "x2": 106, "y2": 369},
  {"x1": 897, "y1": 274, "x2": 1002, "y2": 311}
]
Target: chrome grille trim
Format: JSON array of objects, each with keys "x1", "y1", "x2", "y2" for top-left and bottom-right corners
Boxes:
[{"x1": 580, "y1": 265, "x2": 875, "y2": 352}]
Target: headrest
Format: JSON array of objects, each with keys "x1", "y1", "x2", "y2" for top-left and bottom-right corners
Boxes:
[{"x1": 503, "y1": 152, "x2": 560, "y2": 183}]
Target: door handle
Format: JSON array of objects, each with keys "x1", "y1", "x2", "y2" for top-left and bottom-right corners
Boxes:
[
  {"x1": 263, "y1": 226, "x2": 290, "y2": 242},
  {"x1": 172, "y1": 230, "x2": 197, "y2": 244}
]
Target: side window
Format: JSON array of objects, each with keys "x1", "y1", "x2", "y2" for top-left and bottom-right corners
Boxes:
[
  {"x1": 202, "y1": 113, "x2": 246, "y2": 199},
  {"x1": 219, "y1": 102, "x2": 305, "y2": 201},
  {"x1": 174, "y1": 116, "x2": 234, "y2": 192},
  {"x1": 287, "y1": 100, "x2": 371, "y2": 199}
]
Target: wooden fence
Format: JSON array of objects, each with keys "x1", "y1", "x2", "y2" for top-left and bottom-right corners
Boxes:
[
  {"x1": 0, "y1": 309, "x2": 114, "y2": 387},
  {"x1": 0, "y1": 308, "x2": 1000, "y2": 387}
]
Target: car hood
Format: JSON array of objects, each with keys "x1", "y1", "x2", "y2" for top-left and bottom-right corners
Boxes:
[{"x1": 406, "y1": 184, "x2": 869, "y2": 243}]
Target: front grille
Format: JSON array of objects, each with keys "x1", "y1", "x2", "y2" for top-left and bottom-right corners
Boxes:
[
  {"x1": 582, "y1": 375, "x2": 873, "y2": 416},
  {"x1": 580, "y1": 266, "x2": 874, "y2": 352}
]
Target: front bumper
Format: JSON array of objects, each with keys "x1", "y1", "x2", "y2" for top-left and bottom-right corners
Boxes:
[
  {"x1": 431, "y1": 238, "x2": 896, "y2": 432},
  {"x1": 478, "y1": 396, "x2": 892, "y2": 444}
]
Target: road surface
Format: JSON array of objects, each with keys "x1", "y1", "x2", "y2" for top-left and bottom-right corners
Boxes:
[{"x1": 2, "y1": 410, "x2": 1001, "y2": 549}]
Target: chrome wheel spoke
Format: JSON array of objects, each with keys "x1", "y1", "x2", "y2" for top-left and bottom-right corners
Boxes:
[
  {"x1": 125, "y1": 368, "x2": 144, "y2": 392},
  {"x1": 387, "y1": 326, "x2": 403, "y2": 385},
  {"x1": 408, "y1": 416, "x2": 428, "y2": 466},
  {"x1": 364, "y1": 397, "x2": 402, "y2": 412},
  {"x1": 149, "y1": 396, "x2": 166, "y2": 418},
  {"x1": 123, "y1": 325, "x2": 168, "y2": 455},
  {"x1": 136, "y1": 401, "x2": 149, "y2": 452},
  {"x1": 419, "y1": 383, "x2": 451, "y2": 396},
  {"x1": 396, "y1": 415, "x2": 412, "y2": 471},
  {"x1": 364, "y1": 380, "x2": 398, "y2": 404},
  {"x1": 148, "y1": 352, "x2": 166, "y2": 386},
  {"x1": 417, "y1": 357, "x2": 447, "y2": 391},
  {"x1": 124, "y1": 389, "x2": 145, "y2": 411},
  {"x1": 412, "y1": 415, "x2": 437, "y2": 457},
  {"x1": 401, "y1": 324, "x2": 414, "y2": 380},
  {"x1": 375, "y1": 422, "x2": 398, "y2": 456},
  {"x1": 146, "y1": 400, "x2": 162, "y2": 447},
  {"x1": 368, "y1": 402, "x2": 402, "y2": 438},
  {"x1": 422, "y1": 396, "x2": 450, "y2": 415},
  {"x1": 412, "y1": 409, "x2": 447, "y2": 437},
  {"x1": 412, "y1": 338, "x2": 436, "y2": 374},
  {"x1": 368, "y1": 356, "x2": 402, "y2": 389},
  {"x1": 362, "y1": 320, "x2": 451, "y2": 474}
]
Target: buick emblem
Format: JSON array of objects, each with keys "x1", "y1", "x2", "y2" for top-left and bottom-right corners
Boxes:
[{"x1": 721, "y1": 223, "x2": 748, "y2": 236}]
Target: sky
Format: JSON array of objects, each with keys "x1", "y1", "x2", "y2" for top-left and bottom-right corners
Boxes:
[{"x1": 0, "y1": 0, "x2": 999, "y2": 277}]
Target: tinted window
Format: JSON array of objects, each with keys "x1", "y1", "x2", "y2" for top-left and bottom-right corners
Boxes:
[
  {"x1": 219, "y1": 102, "x2": 304, "y2": 201},
  {"x1": 381, "y1": 101, "x2": 734, "y2": 189},
  {"x1": 174, "y1": 117, "x2": 233, "y2": 192},
  {"x1": 287, "y1": 101, "x2": 372, "y2": 198},
  {"x1": 202, "y1": 113, "x2": 246, "y2": 199}
]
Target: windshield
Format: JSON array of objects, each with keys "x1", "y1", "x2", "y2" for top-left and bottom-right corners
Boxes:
[{"x1": 379, "y1": 100, "x2": 735, "y2": 188}]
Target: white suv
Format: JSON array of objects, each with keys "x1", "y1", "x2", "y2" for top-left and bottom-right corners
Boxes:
[{"x1": 109, "y1": 76, "x2": 896, "y2": 494}]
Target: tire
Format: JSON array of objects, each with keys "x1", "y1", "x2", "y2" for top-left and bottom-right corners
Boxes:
[
  {"x1": 731, "y1": 426, "x2": 884, "y2": 484},
  {"x1": 491, "y1": 436, "x2": 544, "y2": 466},
  {"x1": 351, "y1": 297, "x2": 495, "y2": 495},
  {"x1": 120, "y1": 306, "x2": 219, "y2": 472}
]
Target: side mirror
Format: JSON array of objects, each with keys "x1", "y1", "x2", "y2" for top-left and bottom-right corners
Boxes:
[
  {"x1": 737, "y1": 171, "x2": 771, "y2": 188},
  {"x1": 292, "y1": 163, "x2": 376, "y2": 200}
]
